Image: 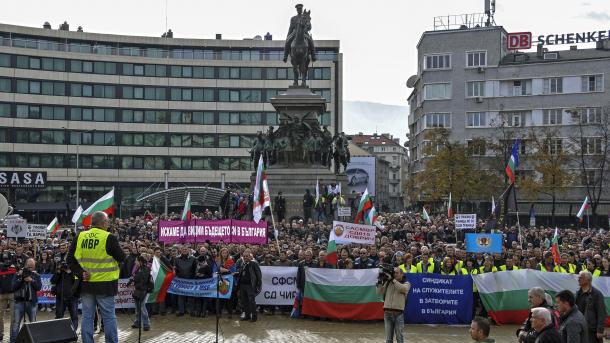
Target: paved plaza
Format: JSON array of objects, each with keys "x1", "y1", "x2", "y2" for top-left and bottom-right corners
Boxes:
[{"x1": 4, "y1": 311, "x2": 521, "y2": 343}]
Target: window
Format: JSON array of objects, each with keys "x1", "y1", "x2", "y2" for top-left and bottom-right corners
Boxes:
[
  {"x1": 582, "y1": 137, "x2": 602, "y2": 155},
  {"x1": 511, "y1": 80, "x2": 528, "y2": 96},
  {"x1": 424, "y1": 113, "x2": 451, "y2": 128},
  {"x1": 466, "y1": 81, "x2": 485, "y2": 97},
  {"x1": 504, "y1": 112, "x2": 523, "y2": 127},
  {"x1": 423, "y1": 83, "x2": 451, "y2": 100},
  {"x1": 466, "y1": 112, "x2": 486, "y2": 127},
  {"x1": 0, "y1": 54, "x2": 10, "y2": 67},
  {"x1": 0, "y1": 103, "x2": 10, "y2": 117},
  {"x1": 467, "y1": 140, "x2": 486, "y2": 156},
  {"x1": 543, "y1": 77, "x2": 563, "y2": 94},
  {"x1": 544, "y1": 138, "x2": 563, "y2": 155},
  {"x1": 0, "y1": 78, "x2": 10, "y2": 92},
  {"x1": 581, "y1": 107, "x2": 602, "y2": 124},
  {"x1": 424, "y1": 54, "x2": 451, "y2": 70},
  {"x1": 543, "y1": 109, "x2": 563, "y2": 125},
  {"x1": 581, "y1": 75, "x2": 603, "y2": 92},
  {"x1": 467, "y1": 51, "x2": 486, "y2": 67}
]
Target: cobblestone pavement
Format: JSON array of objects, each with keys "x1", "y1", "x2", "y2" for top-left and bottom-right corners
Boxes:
[{"x1": 6, "y1": 311, "x2": 520, "y2": 343}]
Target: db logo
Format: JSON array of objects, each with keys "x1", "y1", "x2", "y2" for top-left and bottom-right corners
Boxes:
[{"x1": 507, "y1": 32, "x2": 532, "y2": 50}]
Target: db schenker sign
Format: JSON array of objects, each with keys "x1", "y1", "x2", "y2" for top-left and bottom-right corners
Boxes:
[{"x1": 0, "y1": 171, "x2": 47, "y2": 188}]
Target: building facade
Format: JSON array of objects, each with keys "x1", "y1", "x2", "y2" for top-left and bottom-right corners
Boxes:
[
  {"x1": 407, "y1": 24, "x2": 610, "y2": 219},
  {"x1": 0, "y1": 23, "x2": 341, "y2": 219},
  {"x1": 351, "y1": 133, "x2": 407, "y2": 212}
]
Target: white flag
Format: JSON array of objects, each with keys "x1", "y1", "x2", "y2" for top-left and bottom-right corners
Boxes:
[{"x1": 71, "y1": 205, "x2": 83, "y2": 224}]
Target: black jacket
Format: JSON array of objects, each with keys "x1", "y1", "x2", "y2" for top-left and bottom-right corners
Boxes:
[
  {"x1": 275, "y1": 196, "x2": 286, "y2": 212},
  {"x1": 559, "y1": 306, "x2": 588, "y2": 343},
  {"x1": 535, "y1": 324, "x2": 561, "y2": 343},
  {"x1": 50, "y1": 268, "x2": 78, "y2": 300},
  {"x1": 296, "y1": 260, "x2": 316, "y2": 292},
  {"x1": 576, "y1": 286, "x2": 606, "y2": 334},
  {"x1": 174, "y1": 254, "x2": 197, "y2": 279},
  {"x1": 238, "y1": 260, "x2": 262, "y2": 294},
  {"x1": 120, "y1": 253, "x2": 137, "y2": 278},
  {"x1": 518, "y1": 300, "x2": 555, "y2": 343},
  {"x1": 12, "y1": 270, "x2": 42, "y2": 303},
  {"x1": 303, "y1": 193, "x2": 314, "y2": 209},
  {"x1": 67, "y1": 228, "x2": 126, "y2": 297},
  {"x1": 131, "y1": 265, "x2": 153, "y2": 300},
  {"x1": 0, "y1": 267, "x2": 16, "y2": 294}
]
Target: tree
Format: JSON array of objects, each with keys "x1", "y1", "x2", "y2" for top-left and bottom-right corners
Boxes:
[
  {"x1": 414, "y1": 128, "x2": 498, "y2": 206},
  {"x1": 567, "y1": 106, "x2": 610, "y2": 224},
  {"x1": 520, "y1": 127, "x2": 574, "y2": 225}
]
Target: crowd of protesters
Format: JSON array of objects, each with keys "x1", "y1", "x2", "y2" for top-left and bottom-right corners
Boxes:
[{"x1": 1, "y1": 206, "x2": 610, "y2": 342}]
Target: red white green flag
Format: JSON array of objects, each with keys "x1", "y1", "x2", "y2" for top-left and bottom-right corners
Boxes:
[
  {"x1": 147, "y1": 256, "x2": 175, "y2": 304},
  {"x1": 505, "y1": 139, "x2": 520, "y2": 184},
  {"x1": 252, "y1": 155, "x2": 271, "y2": 223},
  {"x1": 551, "y1": 227, "x2": 560, "y2": 265},
  {"x1": 326, "y1": 240, "x2": 337, "y2": 266},
  {"x1": 447, "y1": 192, "x2": 453, "y2": 218},
  {"x1": 365, "y1": 205, "x2": 378, "y2": 226},
  {"x1": 181, "y1": 192, "x2": 192, "y2": 221},
  {"x1": 576, "y1": 196, "x2": 589, "y2": 222},
  {"x1": 76, "y1": 188, "x2": 115, "y2": 227},
  {"x1": 354, "y1": 188, "x2": 372, "y2": 224},
  {"x1": 46, "y1": 217, "x2": 60, "y2": 236}
]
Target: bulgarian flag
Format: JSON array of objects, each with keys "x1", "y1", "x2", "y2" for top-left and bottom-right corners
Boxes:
[
  {"x1": 147, "y1": 256, "x2": 175, "y2": 304},
  {"x1": 326, "y1": 239, "x2": 337, "y2": 266},
  {"x1": 302, "y1": 268, "x2": 383, "y2": 320},
  {"x1": 473, "y1": 270, "x2": 610, "y2": 325},
  {"x1": 447, "y1": 192, "x2": 453, "y2": 218},
  {"x1": 551, "y1": 227, "x2": 560, "y2": 265},
  {"x1": 421, "y1": 206, "x2": 431, "y2": 224},
  {"x1": 505, "y1": 139, "x2": 520, "y2": 184},
  {"x1": 252, "y1": 155, "x2": 271, "y2": 223},
  {"x1": 181, "y1": 192, "x2": 192, "y2": 221},
  {"x1": 76, "y1": 188, "x2": 115, "y2": 227},
  {"x1": 576, "y1": 196, "x2": 589, "y2": 222},
  {"x1": 46, "y1": 217, "x2": 60, "y2": 236},
  {"x1": 365, "y1": 205, "x2": 378, "y2": 226},
  {"x1": 354, "y1": 188, "x2": 372, "y2": 224}
]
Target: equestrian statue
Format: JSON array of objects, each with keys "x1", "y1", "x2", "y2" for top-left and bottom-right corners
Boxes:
[{"x1": 284, "y1": 3, "x2": 316, "y2": 87}]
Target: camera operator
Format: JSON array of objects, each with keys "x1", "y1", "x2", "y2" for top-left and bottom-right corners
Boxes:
[
  {"x1": 9, "y1": 258, "x2": 42, "y2": 343},
  {"x1": 0, "y1": 250, "x2": 16, "y2": 341},
  {"x1": 376, "y1": 265, "x2": 410, "y2": 343},
  {"x1": 130, "y1": 255, "x2": 153, "y2": 331},
  {"x1": 193, "y1": 248, "x2": 212, "y2": 318},
  {"x1": 50, "y1": 256, "x2": 79, "y2": 330}
]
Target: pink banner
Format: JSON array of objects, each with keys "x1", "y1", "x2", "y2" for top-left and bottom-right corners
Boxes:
[{"x1": 158, "y1": 219, "x2": 267, "y2": 244}]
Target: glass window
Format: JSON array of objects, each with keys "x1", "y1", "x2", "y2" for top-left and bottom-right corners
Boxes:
[
  {"x1": 0, "y1": 54, "x2": 9, "y2": 67},
  {"x1": 171, "y1": 88, "x2": 181, "y2": 101},
  {"x1": 0, "y1": 103, "x2": 10, "y2": 117},
  {"x1": 82, "y1": 61, "x2": 93, "y2": 73},
  {"x1": 123, "y1": 63, "x2": 134, "y2": 75},
  {"x1": 16, "y1": 56, "x2": 29, "y2": 68},
  {"x1": 105, "y1": 62, "x2": 117, "y2": 74},
  {"x1": 133, "y1": 87, "x2": 144, "y2": 99},
  {"x1": 203, "y1": 66, "x2": 214, "y2": 78},
  {"x1": 466, "y1": 112, "x2": 487, "y2": 127},
  {"x1": 82, "y1": 84, "x2": 93, "y2": 97},
  {"x1": 144, "y1": 64, "x2": 156, "y2": 76},
  {"x1": 182, "y1": 66, "x2": 192, "y2": 78},
  {"x1": 123, "y1": 86, "x2": 133, "y2": 99},
  {"x1": 29, "y1": 81, "x2": 41, "y2": 94},
  {"x1": 218, "y1": 67, "x2": 229, "y2": 79},
  {"x1": 94, "y1": 61, "x2": 105, "y2": 74},
  {"x1": 266, "y1": 68, "x2": 277, "y2": 80},
  {"x1": 156, "y1": 65, "x2": 166, "y2": 77},
  {"x1": 54, "y1": 106, "x2": 65, "y2": 120},
  {"x1": 82, "y1": 108, "x2": 93, "y2": 121},
  {"x1": 71, "y1": 60, "x2": 82, "y2": 73},
  {"x1": 193, "y1": 66, "x2": 204, "y2": 78},
  {"x1": 30, "y1": 57, "x2": 41, "y2": 69},
  {"x1": 170, "y1": 66, "x2": 181, "y2": 78},
  {"x1": 41, "y1": 58, "x2": 53, "y2": 70},
  {"x1": 467, "y1": 51, "x2": 487, "y2": 67},
  {"x1": 0, "y1": 78, "x2": 11, "y2": 92},
  {"x1": 133, "y1": 64, "x2": 144, "y2": 76},
  {"x1": 182, "y1": 89, "x2": 192, "y2": 101},
  {"x1": 54, "y1": 82, "x2": 66, "y2": 96},
  {"x1": 41, "y1": 81, "x2": 53, "y2": 95},
  {"x1": 104, "y1": 85, "x2": 115, "y2": 98},
  {"x1": 70, "y1": 84, "x2": 81, "y2": 97},
  {"x1": 277, "y1": 68, "x2": 287, "y2": 79},
  {"x1": 145, "y1": 87, "x2": 156, "y2": 100},
  {"x1": 266, "y1": 112, "x2": 279, "y2": 125},
  {"x1": 466, "y1": 81, "x2": 485, "y2": 97},
  {"x1": 424, "y1": 54, "x2": 451, "y2": 70},
  {"x1": 424, "y1": 83, "x2": 452, "y2": 100}
]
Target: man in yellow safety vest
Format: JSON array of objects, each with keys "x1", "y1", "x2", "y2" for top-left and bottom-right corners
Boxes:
[{"x1": 68, "y1": 211, "x2": 125, "y2": 343}]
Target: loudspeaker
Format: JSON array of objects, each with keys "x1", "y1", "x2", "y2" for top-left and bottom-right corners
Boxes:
[{"x1": 16, "y1": 318, "x2": 77, "y2": 343}]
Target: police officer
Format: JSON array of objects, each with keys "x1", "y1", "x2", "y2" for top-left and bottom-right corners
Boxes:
[{"x1": 67, "y1": 211, "x2": 125, "y2": 343}]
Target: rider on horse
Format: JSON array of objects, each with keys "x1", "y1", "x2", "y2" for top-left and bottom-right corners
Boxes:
[{"x1": 283, "y1": 4, "x2": 316, "y2": 63}]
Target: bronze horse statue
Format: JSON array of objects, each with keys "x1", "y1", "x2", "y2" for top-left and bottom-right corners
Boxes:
[{"x1": 290, "y1": 10, "x2": 312, "y2": 87}]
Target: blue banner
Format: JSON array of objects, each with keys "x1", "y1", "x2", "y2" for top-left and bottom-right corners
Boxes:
[
  {"x1": 167, "y1": 274, "x2": 233, "y2": 299},
  {"x1": 405, "y1": 274, "x2": 473, "y2": 325},
  {"x1": 37, "y1": 273, "x2": 55, "y2": 305},
  {"x1": 465, "y1": 233, "x2": 503, "y2": 253}
]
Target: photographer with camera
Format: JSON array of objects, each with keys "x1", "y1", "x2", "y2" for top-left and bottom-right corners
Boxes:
[
  {"x1": 129, "y1": 254, "x2": 153, "y2": 331},
  {"x1": 376, "y1": 264, "x2": 410, "y2": 343},
  {"x1": 193, "y1": 247, "x2": 212, "y2": 318},
  {"x1": 9, "y1": 258, "x2": 42, "y2": 343},
  {"x1": 0, "y1": 249, "x2": 16, "y2": 341},
  {"x1": 50, "y1": 255, "x2": 79, "y2": 330}
]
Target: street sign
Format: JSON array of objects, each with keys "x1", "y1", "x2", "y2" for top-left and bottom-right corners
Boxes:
[
  {"x1": 5, "y1": 218, "x2": 28, "y2": 238},
  {"x1": 455, "y1": 214, "x2": 477, "y2": 230},
  {"x1": 507, "y1": 32, "x2": 532, "y2": 50},
  {"x1": 338, "y1": 207, "x2": 351, "y2": 217}
]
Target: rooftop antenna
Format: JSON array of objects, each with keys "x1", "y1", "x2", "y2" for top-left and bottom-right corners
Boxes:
[
  {"x1": 484, "y1": 0, "x2": 496, "y2": 26},
  {"x1": 165, "y1": 0, "x2": 168, "y2": 34}
]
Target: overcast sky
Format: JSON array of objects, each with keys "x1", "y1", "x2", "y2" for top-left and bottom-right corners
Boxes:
[{"x1": 2, "y1": 0, "x2": 610, "y2": 106}]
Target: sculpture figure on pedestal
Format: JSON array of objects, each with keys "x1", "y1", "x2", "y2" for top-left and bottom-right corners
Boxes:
[{"x1": 283, "y1": 4, "x2": 316, "y2": 86}]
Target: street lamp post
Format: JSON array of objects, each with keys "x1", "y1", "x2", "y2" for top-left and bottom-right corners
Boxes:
[{"x1": 72, "y1": 129, "x2": 95, "y2": 225}]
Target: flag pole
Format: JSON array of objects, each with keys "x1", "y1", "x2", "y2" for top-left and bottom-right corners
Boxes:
[
  {"x1": 267, "y1": 200, "x2": 281, "y2": 253},
  {"x1": 587, "y1": 205, "x2": 590, "y2": 230}
]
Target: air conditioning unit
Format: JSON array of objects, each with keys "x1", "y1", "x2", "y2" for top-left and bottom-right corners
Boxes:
[
  {"x1": 475, "y1": 97, "x2": 484, "y2": 103},
  {"x1": 477, "y1": 67, "x2": 485, "y2": 73}
]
